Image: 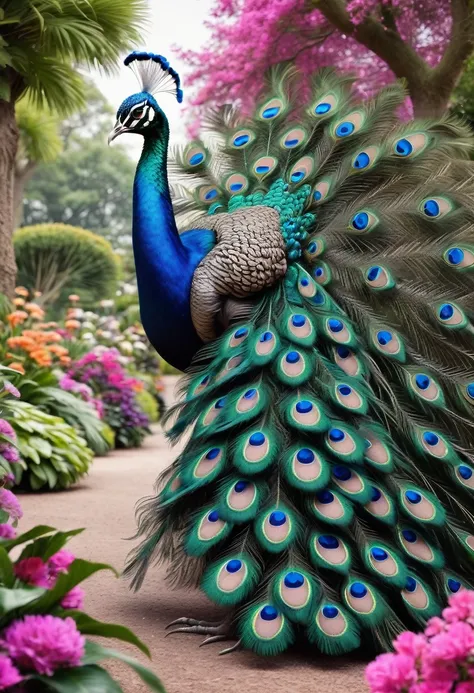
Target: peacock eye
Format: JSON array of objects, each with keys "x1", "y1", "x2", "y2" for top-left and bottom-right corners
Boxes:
[{"x1": 133, "y1": 109, "x2": 144, "y2": 119}]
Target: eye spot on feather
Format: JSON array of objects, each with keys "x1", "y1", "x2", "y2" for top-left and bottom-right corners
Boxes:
[
  {"x1": 365, "y1": 487, "x2": 391, "y2": 519},
  {"x1": 258, "y1": 97, "x2": 284, "y2": 121},
  {"x1": 325, "y1": 318, "x2": 351, "y2": 345},
  {"x1": 253, "y1": 156, "x2": 277, "y2": 179},
  {"x1": 436, "y1": 302, "x2": 467, "y2": 328},
  {"x1": 399, "y1": 528, "x2": 435, "y2": 563},
  {"x1": 333, "y1": 111, "x2": 365, "y2": 139},
  {"x1": 372, "y1": 328, "x2": 405, "y2": 361},
  {"x1": 313, "y1": 490, "x2": 346, "y2": 521},
  {"x1": 229, "y1": 326, "x2": 249, "y2": 347},
  {"x1": 236, "y1": 388, "x2": 260, "y2": 413},
  {"x1": 252, "y1": 605, "x2": 284, "y2": 639},
  {"x1": 198, "y1": 510, "x2": 227, "y2": 541},
  {"x1": 333, "y1": 346, "x2": 361, "y2": 377},
  {"x1": 465, "y1": 383, "x2": 474, "y2": 402},
  {"x1": 225, "y1": 173, "x2": 249, "y2": 195},
  {"x1": 193, "y1": 447, "x2": 223, "y2": 479},
  {"x1": 327, "y1": 428, "x2": 356, "y2": 456},
  {"x1": 349, "y1": 210, "x2": 378, "y2": 233},
  {"x1": 229, "y1": 129, "x2": 254, "y2": 149},
  {"x1": 447, "y1": 578, "x2": 462, "y2": 593},
  {"x1": 401, "y1": 488, "x2": 440, "y2": 524},
  {"x1": 444, "y1": 246, "x2": 474, "y2": 269},
  {"x1": 345, "y1": 582, "x2": 376, "y2": 615},
  {"x1": 335, "y1": 384, "x2": 364, "y2": 412},
  {"x1": 216, "y1": 559, "x2": 248, "y2": 593},
  {"x1": 280, "y1": 127, "x2": 306, "y2": 149},
  {"x1": 456, "y1": 464, "x2": 474, "y2": 488},
  {"x1": 227, "y1": 480, "x2": 257, "y2": 513},
  {"x1": 185, "y1": 145, "x2": 207, "y2": 167},
  {"x1": 369, "y1": 546, "x2": 398, "y2": 577},
  {"x1": 411, "y1": 374, "x2": 442, "y2": 403},
  {"x1": 352, "y1": 146, "x2": 379, "y2": 171},
  {"x1": 312, "y1": 93, "x2": 338, "y2": 116},
  {"x1": 315, "y1": 534, "x2": 348, "y2": 567},
  {"x1": 197, "y1": 186, "x2": 221, "y2": 204},
  {"x1": 313, "y1": 262, "x2": 331, "y2": 285},
  {"x1": 393, "y1": 133, "x2": 428, "y2": 158},
  {"x1": 305, "y1": 238, "x2": 325, "y2": 261},
  {"x1": 402, "y1": 577, "x2": 429, "y2": 610},
  {"x1": 193, "y1": 374, "x2": 210, "y2": 395},
  {"x1": 289, "y1": 156, "x2": 314, "y2": 185},
  {"x1": 312, "y1": 180, "x2": 331, "y2": 204},
  {"x1": 421, "y1": 197, "x2": 452, "y2": 219},
  {"x1": 202, "y1": 397, "x2": 226, "y2": 426},
  {"x1": 364, "y1": 265, "x2": 394, "y2": 290}
]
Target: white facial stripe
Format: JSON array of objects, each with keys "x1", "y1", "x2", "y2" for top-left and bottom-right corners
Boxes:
[{"x1": 147, "y1": 105, "x2": 155, "y2": 122}]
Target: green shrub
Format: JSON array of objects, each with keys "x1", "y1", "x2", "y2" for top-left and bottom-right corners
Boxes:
[
  {"x1": 135, "y1": 388, "x2": 159, "y2": 423},
  {"x1": 160, "y1": 359, "x2": 182, "y2": 375},
  {"x1": 14, "y1": 224, "x2": 119, "y2": 309},
  {"x1": 6, "y1": 401, "x2": 92, "y2": 491}
]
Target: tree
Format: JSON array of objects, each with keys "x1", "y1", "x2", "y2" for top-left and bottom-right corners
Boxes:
[
  {"x1": 0, "y1": 0, "x2": 147, "y2": 297},
  {"x1": 179, "y1": 0, "x2": 474, "y2": 127}
]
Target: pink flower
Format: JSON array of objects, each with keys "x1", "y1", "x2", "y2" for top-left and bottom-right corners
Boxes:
[
  {"x1": 0, "y1": 524, "x2": 16, "y2": 539},
  {"x1": 428, "y1": 621, "x2": 474, "y2": 662},
  {"x1": 48, "y1": 549, "x2": 75, "y2": 579},
  {"x1": 365, "y1": 652, "x2": 418, "y2": 692},
  {"x1": 0, "y1": 420, "x2": 15, "y2": 440},
  {"x1": 3, "y1": 615, "x2": 85, "y2": 676},
  {"x1": 2, "y1": 382, "x2": 20, "y2": 399},
  {"x1": 456, "y1": 684, "x2": 474, "y2": 693},
  {"x1": 393, "y1": 631, "x2": 427, "y2": 659},
  {"x1": 60, "y1": 586, "x2": 85, "y2": 610},
  {"x1": 14, "y1": 557, "x2": 50, "y2": 588},
  {"x1": 1, "y1": 446, "x2": 19, "y2": 464},
  {"x1": 425, "y1": 617, "x2": 446, "y2": 637},
  {"x1": 442, "y1": 589, "x2": 474, "y2": 623},
  {"x1": 0, "y1": 489, "x2": 22, "y2": 520},
  {"x1": 0, "y1": 654, "x2": 22, "y2": 690}
]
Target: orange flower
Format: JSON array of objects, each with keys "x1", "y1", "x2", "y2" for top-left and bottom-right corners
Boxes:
[
  {"x1": 48, "y1": 345, "x2": 69, "y2": 357},
  {"x1": 25, "y1": 303, "x2": 45, "y2": 319},
  {"x1": 7, "y1": 336, "x2": 36, "y2": 350},
  {"x1": 7, "y1": 311, "x2": 28, "y2": 327},
  {"x1": 8, "y1": 362, "x2": 25, "y2": 375},
  {"x1": 65, "y1": 319, "x2": 81, "y2": 330},
  {"x1": 68, "y1": 294, "x2": 80, "y2": 302},
  {"x1": 59, "y1": 356, "x2": 71, "y2": 366},
  {"x1": 14, "y1": 287, "x2": 29, "y2": 297},
  {"x1": 34, "y1": 291, "x2": 42, "y2": 298},
  {"x1": 29, "y1": 349, "x2": 52, "y2": 367},
  {"x1": 131, "y1": 381, "x2": 145, "y2": 392},
  {"x1": 13, "y1": 297, "x2": 25, "y2": 307}
]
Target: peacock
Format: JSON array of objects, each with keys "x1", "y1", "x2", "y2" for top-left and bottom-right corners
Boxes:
[{"x1": 109, "y1": 51, "x2": 474, "y2": 657}]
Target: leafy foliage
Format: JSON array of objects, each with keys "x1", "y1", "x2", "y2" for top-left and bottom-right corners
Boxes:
[
  {"x1": 135, "y1": 389, "x2": 159, "y2": 424},
  {"x1": 14, "y1": 224, "x2": 119, "y2": 308},
  {"x1": 16, "y1": 98, "x2": 62, "y2": 165}
]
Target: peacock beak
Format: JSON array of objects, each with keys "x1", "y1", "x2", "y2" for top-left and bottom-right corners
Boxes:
[{"x1": 108, "y1": 120, "x2": 128, "y2": 144}]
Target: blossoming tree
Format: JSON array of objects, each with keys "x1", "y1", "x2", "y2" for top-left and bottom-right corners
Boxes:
[{"x1": 180, "y1": 0, "x2": 474, "y2": 123}]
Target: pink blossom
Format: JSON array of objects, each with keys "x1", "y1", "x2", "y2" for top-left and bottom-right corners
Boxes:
[
  {"x1": 0, "y1": 524, "x2": 16, "y2": 539},
  {"x1": 2, "y1": 382, "x2": 20, "y2": 398},
  {"x1": 456, "y1": 684, "x2": 474, "y2": 693},
  {"x1": 60, "y1": 586, "x2": 85, "y2": 610},
  {"x1": 3, "y1": 615, "x2": 85, "y2": 676},
  {"x1": 427, "y1": 621, "x2": 474, "y2": 662},
  {"x1": 0, "y1": 654, "x2": 22, "y2": 691},
  {"x1": 0, "y1": 420, "x2": 15, "y2": 440},
  {"x1": 1, "y1": 446, "x2": 19, "y2": 464},
  {"x1": 393, "y1": 631, "x2": 427, "y2": 659},
  {"x1": 14, "y1": 557, "x2": 50, "y2": 588},
  {"x1": 48, "y1": 549, "x2": 75, "y2": 579},
  {"x1": 0, "y1": 489, "x2": 22, "y2": 520},
  {"x1": 442, "y1": 589, "x2": 474, "y2": 623},
  {"x1": 425, "y1": 617, "x2": 446, "y2": 637},
  {"x1": 365, "y1": 652, "x2": 418, "y2": 692}
]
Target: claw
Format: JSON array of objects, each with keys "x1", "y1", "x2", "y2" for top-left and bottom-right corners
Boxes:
[
  {"x1": 200, "y1": 634, "x2": 228, "y2": 647},
  {"x1": 166, "y1": 624, "x2": 225, "y2": 638},
  {"x1": 166, "y1": 616, "x2": 221, "y2": 630},
  {"x1": 219, "y1": 639, "x2": 242, "y2": 656}
]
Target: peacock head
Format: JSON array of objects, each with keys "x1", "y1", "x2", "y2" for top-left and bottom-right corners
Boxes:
[{"x1": 108, "y1": 51, "x2": 183, "y2": 145}]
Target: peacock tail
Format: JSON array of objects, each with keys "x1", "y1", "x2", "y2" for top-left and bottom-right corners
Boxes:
[{"x1": 125, "y1": 65, "x2": 474, "y2": 656}]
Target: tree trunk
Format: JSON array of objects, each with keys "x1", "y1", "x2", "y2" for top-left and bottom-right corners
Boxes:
[
  {"x1": 13, "y1": 161, "x2": 37, "y2": 228},
  {"x1": 0, "y1": 99, "x2": 19, "y2": 297}
]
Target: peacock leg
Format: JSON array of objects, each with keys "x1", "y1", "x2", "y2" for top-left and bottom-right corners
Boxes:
[{"x1": 165, "y1": 615, "x2": 240, "y2": 653}]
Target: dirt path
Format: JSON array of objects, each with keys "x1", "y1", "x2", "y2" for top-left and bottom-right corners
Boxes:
[{"x1": 19, "y1": 377, "x2": 368, "y2": 693}]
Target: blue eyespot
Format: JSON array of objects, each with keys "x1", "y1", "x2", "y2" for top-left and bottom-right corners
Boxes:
[
  {"x1": 377, "y1": 330, "x2": 393, "y2": 346},
  {"x1": 349, "y1": 582, "x2": 367, "y2": 598},
  {"x1": 259, "y1": 331, "x2": 273, "y2": 342},
  {"x1": 215, "y1": 398, "x2": 226, "y2": 409},
  {"x1": 234, "y1": 134, "x2": 249, "y2": 147},
  {"x1": 315, "y1": 267, "x2": 323, "y2": 277},
  {"x1": 459, "y1": 465, "x2": 473, "y2": 480},
  {"x1": 439, "y1": 303, "x2": 454, "y2": 320},
  {"x1": 423, "y1": 431, "x2": 439, "y2": 446},
  {"x1": 402, "y1": 529, "x2": 417, "y2": 543},
  {"x1": 336, "y1": 121, "x2": 355, "y2": 137},
  {"x1": 234, "y1": 327, "x2": 248, "y2": 339},
  {"x1": 286, "y1": 351, "x2": 301, "y2": 364},
  {"x1": 329, "y1": 428, "x2": 345, "y2": 442},
  {"x1": 256, "y1": 165, "x2": 270, "y2": 174},
  {"x1": 405, "y1": 490, "x2": 422, "y2": 504},
  {"x1": 371, "y1": 547, "x2": 388, "y2": 561},
  {"x1": 367, "y1": 266, "x2": 381, "y2": 281},
  {"x1": 316, "y1": 490, "x2": 334, "y2": 504},
  {"x1": 244, "y1": 388, "x2": 257, "y2": 399},
  {"x1": 292, "y1": 314, "x2": 306, "y2": 327},
  {"x1": 226, "y1": 559, "x2": 242, "y2": 573},
  {"x1": 415, "y1": 374, "x2": 430, "y2": 390},
  {"x1": 234, "y1": 481, "x2": 248, "y2": 493},
  {"x1": 447, "y1": 578, "x2": 461, "y2": 593},
  {"x1": 352, "y1": 212, "x2": 369, "y2": 230},
  {"x1": 296, "y1": 400, "x2": 313, "y2": 414},
  {"x1": 318, "y1": 535, "x2": 339, "y2": 549},
  {"x1": 284, "y1": 572, "x2": 304, "y2": 589},
  {"x1": 336, "y1": 346, "x2": 350, "y2": 359},
  {"x1": 313, "y1": 190, "x2": 322, "y2": 201},
  {"x1": 262, "y1": 107, "x2": 280, "y2": 119},
  {"x1": 405, "y1": 576, "x2": 417, "y2": 592},
  {"x1": 291, "y1": 171, "x2": 305, "y2": 183},
  {"x1": 447, "y1": 248, "x2": 464, "y2": 265},
  {"x1": 328, "y1": 318, "x2": 343, "y2": 333},
  {"x1": 338, "y1": 385, "x2": 352, "y2": 396},
  {"x1": 260, "y1": 605, "x2": 278, "y2": 620},
  {"x1": 423, "y1": 199, "x2": 439, "y2": 217},
  {"x1": 269, "y1": 511, "x2": 286, "y2": 526},
  {"x1": 395, "y1": 138, "x2": 413, "y2": 156},
  {"x1": 370, "y1": 487, "x2": 382, "y2": 502},
  {"x1": 467, "y1": 383, "x2": 474, "y2": 399},
  {"x1": 200, "y1": 375, "x2": 210, "y2": 385},
  {"x1": 230, "y1": 182, "x2": 243, "y2": 191},
  {"x1": 208, "y1": 510, "x2": 220, "y2": 522},
  {"x1": 353, "y1": 152, "x2": 370, "y2": 169},
  {"x1": 249, "y1": 432, "x2": 265, "y2": 446},
  {"x1": 300, "y1": 277, "x2": 309, "y2": 287},
  {"x1": 307, "y1": 242, "x2": 317, "y2": 254},
  {"x1": 285, "y1": 138, "x2": 299, "y2": 147},
  {"x1": 189, "y1": 153, "x2": 204, "y2": 165},
  {"x1": 333, "y1": 465, "x2": 351, "y2": 481},
  {"x1": 297, "y1": 448, "x2": 315, "y2": 464},
  {"x1": 315, "y1": 102, "x2": 331, "y2": 115},
  {"x1": 205, "y1": 189, "x2": 218, "y2": 200},
  {"x1": 206, "y1": 448, "x2": 220, "y2": 460},
  {"x1": 322, "y1": 605, "x2": 338, "y2": 618}
]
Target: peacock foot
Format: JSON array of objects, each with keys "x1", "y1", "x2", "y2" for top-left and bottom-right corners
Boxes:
[{"x1": 165, "y1": 616, "x2": 241, "y2": 654}]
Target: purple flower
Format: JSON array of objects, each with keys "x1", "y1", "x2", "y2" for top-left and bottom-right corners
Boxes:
[
  {"x1": 2, "y1": 382, "x2": 20, "y2": 399},
  {"x1": 0, "y1": 489, "x2": 22, "y2": 520},
  {"x1": 14, "y1": 557, "x2": 50, "y2": 588},
  {"x1": 3, "y1": 615, "x2": 85, "y2": 676},
  {"x1": 60, "y1": 586, "x2": 85, "y2": 610},
  {"x1": 48, "y1": 549, "x2": 75, "y2": 579},
  {"x1": 0, "y1": 524, "x2": 16, "y2": 539},
  {"x1": 1, "y1": 446, "x2": 19, "y2": 464},
  {"x1": 0, "y1": 420, "x2": 15, "y2": 441},
  {"x1": 0, "y1": 654, "x2": 22, "y2": 690}
]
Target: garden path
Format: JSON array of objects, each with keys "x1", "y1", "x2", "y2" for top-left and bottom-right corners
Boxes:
[{"x1": 20, "y1": 376, "x2": 367, "y2": 693}]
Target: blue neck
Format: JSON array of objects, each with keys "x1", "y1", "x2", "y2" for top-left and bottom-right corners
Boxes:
[{"x1": 132, "y1": 124, "x2": 203, "y2": 370}]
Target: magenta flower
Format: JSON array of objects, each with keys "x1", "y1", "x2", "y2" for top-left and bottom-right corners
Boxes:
[
  {"x1": 427, "y1": 621, "x2": 474, "y2": 662},
  {"x1": 0, "y1": 489, "x2": 22, "y2": 520},
  {"x1": 3, "y1": 615, "x2": 85, "y2": 676},
  {"x1": 2, "y1": 382, "x2": 20, "y2": 399},
  {"x1": 61, "y1": 586, "x2": 85, "y2": 610},
  {"x1": 0, "y1": 524, "x2": 16, "y2": 539},
  {"x1": 14, "y1": 557, "x2": 50, "y2": 588},
  {"x1": 0, "y1": 654, "x2": 22, "y2": 691},
  {"x1": 1, "y1": 446, "x2": 19, "y2": 464},
  {"x1": 365, "y1": 652, "x2": 418, "y2": 693},
  {"x1": 48, "y1": 549, "x2": 75, "y2": 579},
  {"x1": 0, "y1": 420, "x2": 15, "y2": 440},
  {"x1": 442, "y1": 589, "x2": 474, "y2": 623},
  {"x1": 393, "y1": 631, "x2": 427, "y2": 659}
]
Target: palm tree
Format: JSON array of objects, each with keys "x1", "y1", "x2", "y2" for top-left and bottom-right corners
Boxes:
[{"x1": 0, "y1": 0, "x2": 147, "y2": 296}]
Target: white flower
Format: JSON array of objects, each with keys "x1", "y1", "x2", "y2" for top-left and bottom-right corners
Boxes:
[
  {"x1": 100, "y1": 299, "x2": 114, "y2": 308},
  {"x1": 120, "y1": 341, "x2": 133, "y2": 355},
  {"x1": 81, "y1": 321, "x2": 95, "y2": 331},
  {"x1": 133, "y1": 342, "x2": 147, "y2": 352},
  {"x1": 82, "y1": 332, "x2": 96, "y2": 342},
  {"x1": 100, "y1": 330, "x2": 112, "y2": 340}
]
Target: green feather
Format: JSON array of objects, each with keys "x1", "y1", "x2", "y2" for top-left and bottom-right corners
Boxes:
[
  {"x1": 398, "y1": 484, "x2": 446, "y2": 527},
  {"x1": 238, "y1": 602, "x2": 295, "y2": 656},
  {"x1": 309, "y1": 532, "x2": 352, "y2": 574},
  {"x1": 201, "y1": 554, "x2": 260, "y2": 606},
  {"x1": 272, "y1": 568, "x2": 318, "y2": 623},
  {"x1": 254, "y1": 505, "x2": 299, "y2": 553},
  {"x1": 401, "y1": 575, "x2": 441, "y2": 625},
  {"x1": 184, "y1": 507, "x2": 233, "y2": 557},
  {"x1": 233, "y1": 426, "x2": 281, "y2": 475},
  {"x1": 342, "y1": 579, "x2": 387, "y2": 626},
  {"x1": 308, "y1": 602, "x2": 361, "y2": 655},
  {"x1": 309, "y1": 488, "x2": 355, "y2": 527},
  {"x1": 396, "y1": 525, "x2": 445, "y2": 568},
  {"x1": 217, "y1": 478, "x2": 264, "y2": 523},
  {"x1": 281, "y1": 444, "x2": 330, "y2": 491},
  {"x1": 274, "y1": 346, "x2": 314, "y2": 386},
  {"x1": 362, "y1": 542, "x2": 408, "y2": 588}
]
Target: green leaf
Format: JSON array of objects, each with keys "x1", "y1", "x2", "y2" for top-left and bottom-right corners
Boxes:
[
  {"x1": 0, "y1": 547, "x2": 14, "y2": 587},
  {"x1": 62, "y1": 611, "x2": 150, "y2": 657},
  {"x1": 26, "y1": 559, "x2": 116, "y2": 613},
  {"x1": 0, "y1": 510, "x2": 9, "y2": 524},
  {"x1": 19, "y1": 529, "x2": 84, "y2": 562},
  {"x1": 0, "y1": 586, "x2": 45, "y2": 616},
  {"x1": 0, "y1": 525, "x2": 55, "y2": 551},
  {"x1": 32, "y1": 664, "x2": 124, "y2": 692},
  {"x1": 83, "y1": 642, "x2": 166, "y2": 693},
  {"x1": 29, "y1": 436, "x2": 53, "y2": 458},
  {"x1": 0, "y1": 77, "x2": 10, "y2": 100}
]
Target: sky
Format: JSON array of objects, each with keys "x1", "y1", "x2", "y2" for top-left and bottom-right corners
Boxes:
[{"x1": 94, "y1": 0, "x2": 214, "y2": 159}]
